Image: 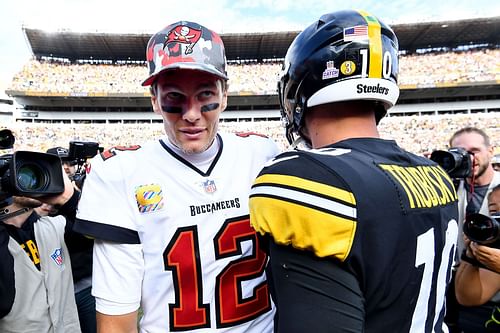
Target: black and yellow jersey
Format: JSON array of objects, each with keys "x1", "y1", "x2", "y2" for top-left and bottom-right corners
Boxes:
[{"x1": 250, "y1": 138, "x2": 459, "y2": 333}]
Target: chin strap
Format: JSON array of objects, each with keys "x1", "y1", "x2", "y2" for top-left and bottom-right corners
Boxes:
[{"x1": 290, "y1": 137, "x2": 307, "y2": 150}]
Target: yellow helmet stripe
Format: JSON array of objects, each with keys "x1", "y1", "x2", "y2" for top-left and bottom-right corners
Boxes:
[{"x1": 358, "y1": 10, "x2": 382, "y2": 78}]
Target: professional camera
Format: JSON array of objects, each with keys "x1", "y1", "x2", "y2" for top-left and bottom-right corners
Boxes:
[
  {"x1": 463, "y1": 213, "x2": 500, "y2": 248},
  {"x1": 430, "y1": 147, "x2": 472, "y2": 178},
  {"x1": 0, "y1": 129, "x2": 64, "y2": 209},
  {"x1": 67, "y1": 141, "x2": 102, "y2": 189}
]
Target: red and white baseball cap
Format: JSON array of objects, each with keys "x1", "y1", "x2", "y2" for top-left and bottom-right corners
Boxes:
[{"x1": 142, "y1": 21, "x2": 228, "y2": 86}]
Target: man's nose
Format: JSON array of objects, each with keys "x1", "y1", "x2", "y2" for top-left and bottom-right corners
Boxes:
[{"x1": 182, "y1": 99, "x2": 202, "y2": 123}]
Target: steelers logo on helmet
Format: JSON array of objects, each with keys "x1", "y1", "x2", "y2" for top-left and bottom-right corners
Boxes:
[{"x1": 278, "y1": 9, "x2": 400, "y2": 146}]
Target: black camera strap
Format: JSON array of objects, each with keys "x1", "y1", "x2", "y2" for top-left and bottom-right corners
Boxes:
[
  {"x1": 467, "y1": 157, "x2": 478, "y2": 200},
  {"x1": 0, "y1": 208, "x2": 30, "y2": 222}
]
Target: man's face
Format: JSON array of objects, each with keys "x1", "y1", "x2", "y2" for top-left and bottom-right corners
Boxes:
[
  {"x1": 63, "y1": 161, "x2": 76, "y2": 176},
  {"x1": 488, "y1": 189, "x2": 500, "y2": 215},
  {"x1": 151, "y1": 70, "x2": 227, "y2": 154},
  {"x1": 450, "y1": 132, "x2": 494, "y2": 180}
]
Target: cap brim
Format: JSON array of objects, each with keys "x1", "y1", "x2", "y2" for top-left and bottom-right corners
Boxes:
[{"x1": 142, "y1": 64, "x2": 228, "y2": 86}]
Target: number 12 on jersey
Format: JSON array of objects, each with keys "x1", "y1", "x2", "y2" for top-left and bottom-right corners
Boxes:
[{"x1": 163, "y1": 216, "x2": 272, "y2": 331}]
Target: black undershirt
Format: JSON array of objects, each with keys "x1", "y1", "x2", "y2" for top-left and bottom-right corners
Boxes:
[
  {"x1": 4, "y1": 212, "x2": 41, "y2": 270},
  {"x1": 465, "y1": 182, "x2": 489, "y2": 216}
]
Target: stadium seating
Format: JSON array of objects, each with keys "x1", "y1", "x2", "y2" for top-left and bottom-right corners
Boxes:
[
  {"x1": 8, "y1": 49, "x2": 500, "y2": 95},
  {"x1": 5, "y1": 112, "x2": 499, "y2": 156}
]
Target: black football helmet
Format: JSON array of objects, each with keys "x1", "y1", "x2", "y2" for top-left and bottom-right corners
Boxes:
[{"x1": 278, "y1": 9, "x2": 400, "y2": 145}]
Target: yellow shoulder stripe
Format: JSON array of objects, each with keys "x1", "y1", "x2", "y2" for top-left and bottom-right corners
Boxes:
[
  {"x1": 253, "y1": 173, "x2": 356, "y2": 206},
  {"x1": 250, "y1": 196, "x2": 356, "y2": 261}
]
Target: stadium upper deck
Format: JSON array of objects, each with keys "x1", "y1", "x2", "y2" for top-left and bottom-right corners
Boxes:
[
  {"x1": 5, "y1": 16, "x2": 500, "y2": 123},
  {"x1": 21, "y1": 16, "x2": 500, "y2": 62}
]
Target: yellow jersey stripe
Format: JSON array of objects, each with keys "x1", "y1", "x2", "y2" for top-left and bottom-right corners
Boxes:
[
  {"x1": 358, "y1": 9, "x2": 382, "y2": 78},
  {"x1": 250, "y1": 185, "x2": 357, "y2": 220},
  {"x1": 253, "y1": 174, "x2": 356, "y2": 206},
  {"x1": 250, "y1": 196, "x2": 356, "y2": 261}
]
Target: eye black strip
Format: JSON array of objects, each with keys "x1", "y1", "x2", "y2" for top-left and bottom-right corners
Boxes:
[
  {"x1": 201, "y1": 103, "x2": 219, "y2": 112},
  {"x1": 162, "y1": 106, "x2": 183, "y2": 113}
]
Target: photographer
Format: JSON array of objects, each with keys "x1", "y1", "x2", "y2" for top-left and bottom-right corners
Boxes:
[
  {"x1": 450, "y1": 127, "x2": 500, "y2": 255},
  {"x1": 47, "y1": 146, "x2": 79, "y2": 188},
  {"x1": 455, "y1": 185, "x2": 500, "y2": 332},
  {"x1": 448, "y1": 127, "x2": 500, "y2": 332},
  {"x1": 0, "y1": 165, "x2": 82, "y2": 332},
  {"x1": 46, "y1": 146, "x2": 96, "y2": 333}
]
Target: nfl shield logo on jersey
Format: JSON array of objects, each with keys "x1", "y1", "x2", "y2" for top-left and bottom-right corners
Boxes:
[
  {"x1": 50, "y1": 248, "x2": 64, "y2": 266},
  {"x1": 203, "y1": 179, "x2": 217, "y2": 194}
]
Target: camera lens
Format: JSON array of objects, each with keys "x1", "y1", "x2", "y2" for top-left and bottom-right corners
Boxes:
[
  {"x1": 439, "y1": 156, "x2": 453, "y2": 171},
  {"x1": 464, "y1": 213, "x2": 500, "y2": 244},
  {"x1": 16, "y1": 164, "x2": 48, "y2": 191}
]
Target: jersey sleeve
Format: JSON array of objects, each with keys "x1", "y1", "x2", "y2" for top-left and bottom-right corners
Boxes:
[
  {"x1": 75, "y1": 151, "x2": 140, "y2": 244},
  {"x1": 92, "y1": 239, "x2": 144, "y2": 315},
  {"x1": 249, "y1": 151, "x2": 358, "y2": 261},
  {"x1": 267, "y1": 241, "x2": 364, "y2": 332},
  {"x1": 262, "y1": 136, "x2": 282, "y2": 160}
]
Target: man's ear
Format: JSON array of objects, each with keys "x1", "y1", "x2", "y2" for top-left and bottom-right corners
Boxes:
[
  {"x1": 220, "y1": 89, "x2": 228, "y2": 111},
  {"x1": 151, "y1": 95, "x2": 161, "y2": 115}
]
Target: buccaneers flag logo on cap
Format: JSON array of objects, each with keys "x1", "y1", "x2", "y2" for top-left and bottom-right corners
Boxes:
[{"x1": 164, "y1": 25, "x2": 202, "y2": 55}]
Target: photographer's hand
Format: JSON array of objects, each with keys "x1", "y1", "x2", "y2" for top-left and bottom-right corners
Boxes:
[
  {"x1": 470, "y1": 242, "x2": 500, "y2": 274},
  {"x1": 38, "y1": 166, "x2": 75, "y2": 208}
]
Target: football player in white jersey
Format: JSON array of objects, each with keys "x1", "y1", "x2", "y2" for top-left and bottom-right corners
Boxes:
[{"x1": 73, "y1": 21, "x2": 279, "y2": 332}]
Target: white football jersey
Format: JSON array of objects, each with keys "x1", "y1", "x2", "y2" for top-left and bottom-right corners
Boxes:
[{"x1": 76, "y1": 132, "x2": 279, "y2": 332}]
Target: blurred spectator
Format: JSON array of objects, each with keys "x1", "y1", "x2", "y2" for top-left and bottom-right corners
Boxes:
[{"x1": 492, "y1": 154, "x2": 500, "y2": 172}]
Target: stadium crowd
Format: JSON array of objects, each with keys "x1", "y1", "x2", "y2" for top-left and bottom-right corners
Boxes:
[
  {"x1": 7, "y1": 48, "x2": 500, "y2": 95},
  {"x1": 4, "y1": 113, "x2": 499, "y2": 157}
]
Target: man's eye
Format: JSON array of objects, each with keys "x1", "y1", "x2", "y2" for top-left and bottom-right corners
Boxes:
[
  {"x1": 167, "y1": 92, "x2": 183, "y2": 100},
  {"x1": 200, "y1": 90, "x2": 215, "y2": 98}
]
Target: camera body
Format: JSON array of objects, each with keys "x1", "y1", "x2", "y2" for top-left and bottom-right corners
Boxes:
[
  {"x1": 68, "y1": 141, "x2": 101, "y2": 163},
  {"x1": 0, "y1": 153, "x2": 65, "y2": 208},
  {"x1": 0, "y1": 129, "x2": 65, "y2": 209},
  {"x1": 66, "y1": 141, "x2": 102, "y2": 189},
  {"x1": 463, "y1": 213, "x2": 500, "y2": 248},
  {"x1": 430, "y1": 147, "x2": 473, "y2": 179}
]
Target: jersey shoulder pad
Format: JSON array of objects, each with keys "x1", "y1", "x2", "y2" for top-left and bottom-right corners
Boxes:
[
  {"x1": 223, "y1": 132, "x2": 281, "y2": 159},
  {"x1": 250, "y1": 149, "x2": 357, "y2": 260}
]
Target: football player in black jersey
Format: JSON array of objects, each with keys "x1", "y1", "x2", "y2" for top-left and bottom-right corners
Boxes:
[{"x1": 249, "y1": 9, "x2": 460, "y2": 333}]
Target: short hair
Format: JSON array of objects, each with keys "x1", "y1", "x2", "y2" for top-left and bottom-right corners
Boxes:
[
  {"x1": 449, "y1": 127, "x2": 491, "y2": 148},
  {"x1": 490, "y1": 184, "x2": 500, "y2": 195}
]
